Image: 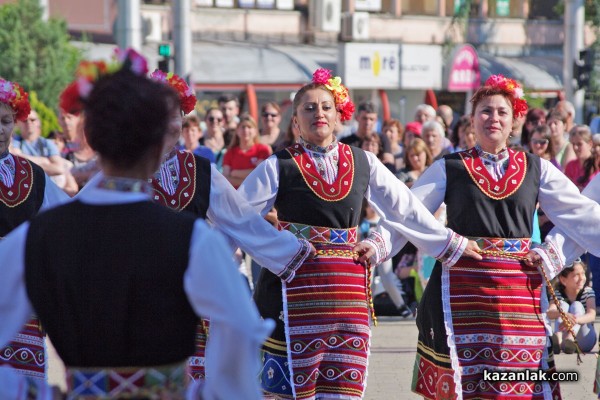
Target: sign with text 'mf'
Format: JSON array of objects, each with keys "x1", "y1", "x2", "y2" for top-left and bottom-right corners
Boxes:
[
  {"x1": 448, "y1": 44, "x2": 481, "y2": 92},
  {"x1": 340, "y1": 43, "x2": 400, "y2": 89}
]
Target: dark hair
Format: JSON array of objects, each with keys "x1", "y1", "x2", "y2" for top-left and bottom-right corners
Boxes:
[
  {"x1": 556, "y1": 258, "x2": 586, "y2": 294},
  {"x1": 84, "y1": 69, "x2": 180, "y2": 168},
  {"x1": 182, "y1": 115, "x2": 200, "y2": 129},
  {"x1": 521, "y1": 108, "x2": 547, "y2": 147},
  {"x1": 358, "y1": 101, "x2": 377, "y2": 114},
  {"x1": 529, "y1": 124, "x2": 554, "y2": 159},
  {"x1": 218, "y1": 93, "x2": 239, "y2": 107},
  {"x1": 452, "y1": 115, "x2": 471, "y2": 148}
]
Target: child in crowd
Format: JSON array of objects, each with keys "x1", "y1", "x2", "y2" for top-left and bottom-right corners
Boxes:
[{"x1": 548, "y1": 258, "x2": 596, "y2": 354}]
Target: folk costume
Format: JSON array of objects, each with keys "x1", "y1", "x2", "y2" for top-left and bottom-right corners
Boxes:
[
  {"x1": 410, "y1": 145, "x2": 600, "y2": 400},
  {"x1": 239, "y1": 137, "x2": 467, "y2": 400},
  {"x1": 81, "y1": 147, "x2": 312, "y2": 382},
  {"x1": 0, "y1": 176, "x2": 273, "y2": 399},
  {"x1": 150, "y1": 149, "x2": 311, "y2": 381},
  {"x1": 0, "y1": 152, "x2": 68, "y2": 380},
  {"x1": 532, "y1": 174, "x2": 600, "y2": 398}
]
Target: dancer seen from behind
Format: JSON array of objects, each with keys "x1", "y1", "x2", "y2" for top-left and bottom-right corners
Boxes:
[
  {"x1": 0, "y1": 48, "x2": 272, "y2": 399},
  {"x1": 76, "y1": 66, "x2": 315, "y2": 383},
  {"x1": 239, "y1": 68, "x2": 482, "y2": 400},
  {"x1": 0, "y1": 78, "x2": 68, "y2": 383},
  {"x1": 410, "y1": 75, "x2": 600, "y2": 400}
]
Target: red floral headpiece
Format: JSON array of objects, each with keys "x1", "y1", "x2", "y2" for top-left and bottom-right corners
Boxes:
[
  {"x1": 59, "y1": 47, "x2": 149, "y2": 114},
  {"x1": 484, "y1": 74, "x2": 528, "y2": 118},
  {"x1": 149, "y1": 70, "x2": 197, "y2": 115},
  {"x1": 0, "y1": 79, "x2": 31, "y2": 122},
  {"x1": 312, "y1": 68, "x2": 355, "y2": 122}
]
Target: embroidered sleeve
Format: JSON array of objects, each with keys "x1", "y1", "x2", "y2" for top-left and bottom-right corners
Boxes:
[
  {"x1": 276, "y1": 238, "x2": 312, "y2": 283},
  {"x1": 436, "y1": 231, "x2": 467, "y2": 268},
  {"x1": 532, "y1": 241, "x2": 564, "y2": 280},
  {"x1": 362, "y1": 230, "x2": 389, "y2": 266}
]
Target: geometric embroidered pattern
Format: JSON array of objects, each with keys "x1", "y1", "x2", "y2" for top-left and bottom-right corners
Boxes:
[
  {"x1": 460, "y1": 148, "x2": 527, "y2": 200},
  {"x1": 151, "y1": 151, "x2": 196, "y2": 211},
  {"x1": 286, "y1": 143, "x2": 354, "y2": 202},
  {"x1": 66, "y1": 362, "x2": 187, "y2": 399},
  {"x1": 278, "y1": 221, "x2": 358, "y2": 244},
  {"x1": 471, "y1": 237, "x2": 531, "y2": 254},
  {"x1": 0, "y1": 317, "x2": 45, "y2": 380},
  {"x1": 0, "y1": 155, "x2": 34, "y2": 208}
]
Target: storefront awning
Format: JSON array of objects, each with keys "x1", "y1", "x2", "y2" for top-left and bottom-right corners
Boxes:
[
  {"x1": 478, "y1": 53, "x2": 563, "y2": 91},
  {"x1": 191, "y1": 41, "x2": 338, "y2": 85}
]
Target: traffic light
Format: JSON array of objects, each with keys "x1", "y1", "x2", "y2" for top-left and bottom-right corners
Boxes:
[
  {"x1": 575, "y1": 48, "x2": 594, "y2": 90},
  {"x1": 157, "y1": 43, "x2": 172, "y2": 72}
]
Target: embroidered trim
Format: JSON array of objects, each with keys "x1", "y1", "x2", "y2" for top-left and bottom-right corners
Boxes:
[
  {"x1": 287, "y1": 143, "x2": 354, "y2": 202},
  {"x1": 298, "y1": 136, "x2": 338, "y2": 154},
  {"x1": 470, "y1": 236, "x2": 531, "y2": 255},
  {"x1": 441, "y1": 261, "x2": 463, "y2": 400},
  {"x1": 278, "y1": 221, "x2": 358, "y2": 244},
  {"x1": 0, "y1": 155, "x2": 34, "y2": 208},
  {"x1": 277, "y1": 238, "x2": 312, "y2": 283},
  {"x1": 97, "y1": 176, "x2": 153, "y2": 195},
  {"x1": 460, "y1": 148, "x2": 527, "y2": 200},
  {"x1": 533, "y1": 241, "x2": 563, "y2": 279},
  {"x1": 363, "y1": 230, "x2": 388, "y2": 265},
  {"x1": 436, "y1": 231, "x2": 464, "y2": 265},
  {"x1": 151, "y1": 151, "x2": 196, "y2": 210}
]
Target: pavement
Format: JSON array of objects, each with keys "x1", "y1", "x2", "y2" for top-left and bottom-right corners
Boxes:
[
  {"x1": 48, "y1": 317, "x2": 600, "y2": 399},
  {"x1": 364, "y1": 317, "x2": 600, "y2": 399}
]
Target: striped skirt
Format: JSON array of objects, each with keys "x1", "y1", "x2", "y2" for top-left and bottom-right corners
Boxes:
[
  {"x1": 412, "y1": 238, "x2": 561, "y2": 400},
  {"x1": 256, "y1": 242, "x2": 371, "y2": 400}
]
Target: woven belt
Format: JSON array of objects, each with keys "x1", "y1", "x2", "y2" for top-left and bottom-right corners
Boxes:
[
  {"x1": 66, "y1": 361, "x2": 187, "y2": 399},
  {"x1": 471, "y1": 236, "x2": 531, "y2": 255},
  {"x1": 278, "y1": 221, "x2": 358, "y2": 244}
]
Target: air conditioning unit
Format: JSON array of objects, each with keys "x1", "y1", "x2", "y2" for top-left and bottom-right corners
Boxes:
[
  {"x1": 142, "y1": 13, "x2": 163, "y2": 43},
  {"x1": 310, "y1": 0, "x2": 342, "y2": 33},
  {"x1": 341, "y1": 12, "x2": 370, "y2": 41}
]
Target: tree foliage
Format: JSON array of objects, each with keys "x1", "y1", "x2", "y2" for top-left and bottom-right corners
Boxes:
[{"x1": 0, "y1": 0, "x2": 81, "y2": 111}]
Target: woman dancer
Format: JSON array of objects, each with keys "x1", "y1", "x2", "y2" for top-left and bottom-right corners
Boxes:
[
  {"x1": 410, "y1": 75, "x2": 600, "y2": 399},
  {"x1": 0, "y1": 48, "x2": 271, "y2": 399},
  {"x1": 0, "y1": 78, "x2": 68, "y2": 382},
  {"x1": 238, "y1": 69, "x2": 481, "y2": 400}
]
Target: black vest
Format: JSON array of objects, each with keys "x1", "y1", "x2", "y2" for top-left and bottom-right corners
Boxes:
[
  {"x1": 0, "y1": 160, "x2": 45, "y2": 237},
  {"x1": 444, "y1": 151, "x2": 540, "y2": 238},
  {"x1": 182, "y1": 154, "x2": 211, "y2": 218},
  {"x1": 274, "y1": 145, "x2": 370, "y2": 229},
  {"x1": 24, "y1": 200, "x2": 198, "y2": 367}
]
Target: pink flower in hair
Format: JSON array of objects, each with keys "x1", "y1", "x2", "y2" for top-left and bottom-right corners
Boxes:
[
  {"x1": 312, "y1": 68, "x2": 333, "y2": 85},
  {"x1": 114, "y1": 48, "x2": 148, "y2": 76}
]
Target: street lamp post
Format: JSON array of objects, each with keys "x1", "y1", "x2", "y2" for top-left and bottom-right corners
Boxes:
[
  {"x1": 173, "y1": 0, "x2": 193, "y2": 85},
  {"x1": 564, "y1": 0, "x2": 585, "y2": 124}
]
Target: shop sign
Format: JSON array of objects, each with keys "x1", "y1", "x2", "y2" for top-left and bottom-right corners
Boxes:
[
  {"x1": 399, "y1": 44, "x2": 442, "y2": 89},
  {"x1": 340, "y1": 43, "x2": 400, "y2": 89},
  {"x1": 448, "y1": 44, "x2": 481, "y2": 91}
]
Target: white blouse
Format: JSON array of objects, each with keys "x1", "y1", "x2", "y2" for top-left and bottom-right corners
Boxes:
[
  {"x1": 0, "y1": 184, "x2": 272, "y2": 400},
  {"x1": 237, "y1": 146, "x2": 467, "y2": 267},
  {"x1": 83, "y1": 164, "x2": 310, "y2": 280},
  {"x1": 535, "y1": 173, "x2": 600, "y2": 277},
  {"x1": 411, "y1": 157, "x2": 600, "y2": 279}
]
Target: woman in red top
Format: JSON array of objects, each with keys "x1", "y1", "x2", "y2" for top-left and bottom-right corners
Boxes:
[
  {"x1": 564, "y1": 125, "x2": 598, "y2": 191},
  {"x1": 222, "y1": 116, "x2": 271, "y2": 188}
]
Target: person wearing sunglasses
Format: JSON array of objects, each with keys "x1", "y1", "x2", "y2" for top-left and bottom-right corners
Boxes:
[
  {"x1": 202, "y1": 107, "x2": 226, "y2": 171},
  {"x1": 529, "y1": 124, "x2": 558, "y2": 168},
  {"x1": 258, "y1": 102, "x2": 283, "y2": 150}
]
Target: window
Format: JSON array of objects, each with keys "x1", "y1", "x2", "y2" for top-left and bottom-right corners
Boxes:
[{"x1": 401, "y1": 0, "x2": 437, "y2": 15}]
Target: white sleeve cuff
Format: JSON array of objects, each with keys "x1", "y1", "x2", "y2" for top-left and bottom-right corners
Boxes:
[
  {"x1": 363, "y1": 230, "x2": 389, "y2": 266},
  {"x1": 437, "y1": 231, "x2": 467, "y2": 268},
  {"x1": 532, "y1": 242, "x2": 564, "y2": 280},
  {"x1": 276, "y1": 239, "x2": 312, "y2": 283}
]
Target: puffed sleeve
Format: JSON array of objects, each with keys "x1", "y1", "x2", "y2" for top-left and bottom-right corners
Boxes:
[
  {"x1": 184, "y1": 219, "x2": 274, "y2": 400},
  {"x1": 364, "y1": 153, "x2": 466, "y2": 267},
  {"x1": 534, "y1": 165, "x2": 600, "y2": 278},
  {"x1": 207, "y1": 164, "x2": 311, "y2": 282}
]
